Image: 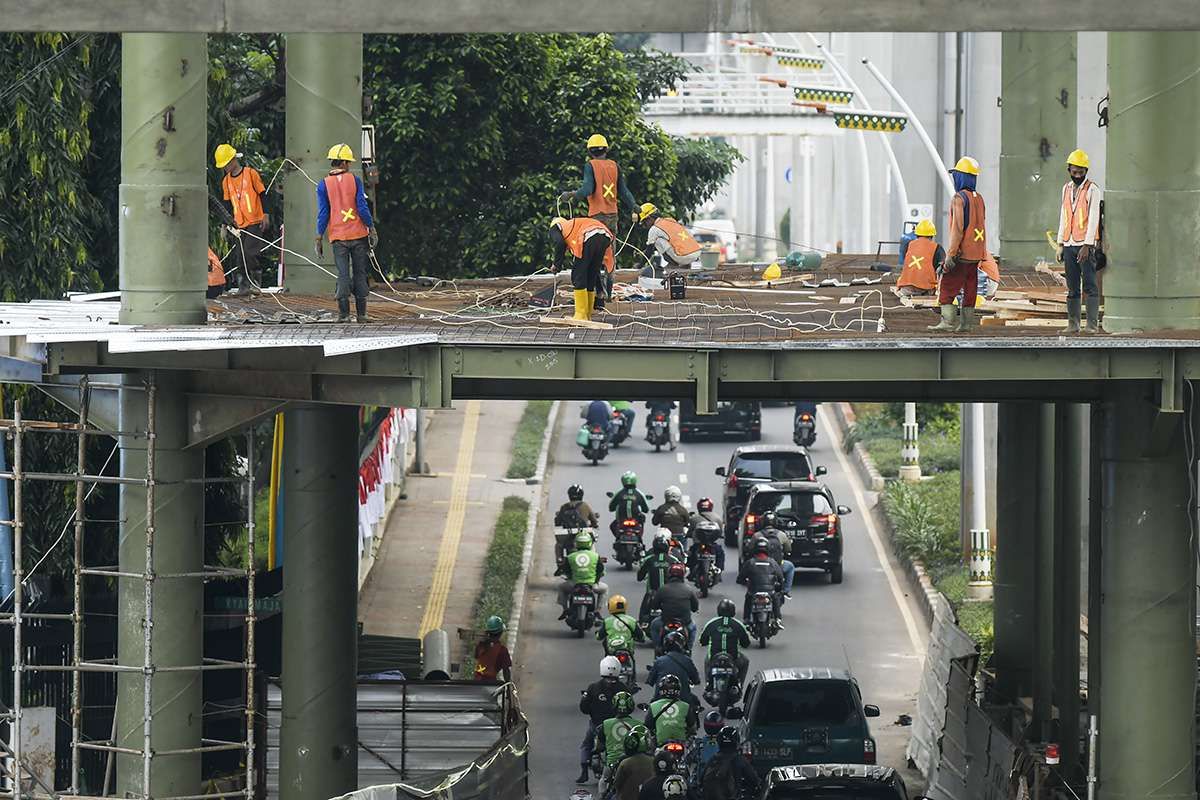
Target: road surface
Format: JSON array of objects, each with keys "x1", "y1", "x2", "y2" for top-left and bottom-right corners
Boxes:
[{"x1": 517, "y1": 403, "x2": 928, "y2": 798}]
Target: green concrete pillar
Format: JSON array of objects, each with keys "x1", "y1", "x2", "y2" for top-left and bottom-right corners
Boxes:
[
  {"x1": 283, "y1": 34, "x2": 363, "y2": 294},
  {"x1": 279, "y1": 406, "x2": 359, "y2": 800},
  {"x1": 119, "y1": 34, "x2": 208, "y2": 325},
  {"x1": 1097, "y1": 387, "x2": 1196, "y2": 799},
  {"x1": 116, "y1": 373, "x2": 203, "y2": 796},
  {"x1": 993, "y1": 402, "x2": 1039, "y2": 703},
  {"x1": 1104, "y1": 33, "x2": 1200, "y2": 331},
  {"x1": 1033, "y1": 403, "x2": 1058, "y2": 739},
  {"x1": 1055, "y1": 403, "x2": 1085, "y2": 774},
  {"x1": 999, "y1": 33, "x2": 1076, "y2": 266}
]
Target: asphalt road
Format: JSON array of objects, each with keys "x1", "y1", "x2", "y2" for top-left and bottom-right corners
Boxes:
[{"x1": 517, "y1": 404, "x2": 928, "y2": 799}]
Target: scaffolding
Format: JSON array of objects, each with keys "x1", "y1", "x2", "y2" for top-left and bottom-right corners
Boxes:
[{"x1": 0, "y1": 375, "x2": 258, "y2": 799}]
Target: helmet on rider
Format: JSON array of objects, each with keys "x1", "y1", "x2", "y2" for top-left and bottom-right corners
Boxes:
[
  {"x1": 717, "y1": 598, "x2": 737, "y2": 618},
  {"x1": 697, "y1": 497, "x2": 714, "y2": 512},
  {"x1": 599, "y1": 655, "x2": 622, "y2": 679},
  {"x1": 703, "y1": 710, "x2": 725, "y2": 735},
  {"x1": 484, "y1": 615, "x2": 506, "y2": 636},
  {"x1": 653, "y1": 746, "x2": 678, "y2": 775},
  {"x1": 667, "y1": 562, "x2": 686, "y2": 582},
  {"x1": 662, "y1": 775, "x2": 688, "y2": 798},
  {"x1": 664, "y1": 485, "x2": 682, "y2": 503},
  {"x1": 567, "y1": 484, "x2": 584, "y2": 502},
  {"x1": 753, "y1": 536, "x2": 769, "y2": 555},
  {"x1": 717, "y1": 725, "x2": 739, "y2": 751},
  {"x1": 652, "y1": 531, "x2": 671, "y2": 553},
  {"x1": 621, "y1": 471, "x2": 638, "y2": 488},
  {"x1": 613, "y1": 691, "x2": 635, "y2": 716},
  {"x1": 760, "y1": 510, "x2": 778, "y2": 528},
  {"x1": 656, "y1": 674, "x2": 682, "y2": 699},
  {"x1": 624, "y1": 725, "x2": 650, "y2": 756},
  {"x1": 663, "y1": 630, "x2": 686, "y2": 653},
  {"x1": 608, "y1": 595, "x2": 627, "y2": 615},
  {"x1": 574, "y1": 531, "x2": 594, "y2": 550}
]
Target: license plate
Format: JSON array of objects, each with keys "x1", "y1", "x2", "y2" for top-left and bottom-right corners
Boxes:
[
  {"x1": 802, "y1": 729, "x2": 829, "y2": 747},
  {"x1": 753, "y1": 598, "x2": 771, "y2": 609},
  {"x1": 576, "y1": 594, "x2": 595, "y2": 605}
]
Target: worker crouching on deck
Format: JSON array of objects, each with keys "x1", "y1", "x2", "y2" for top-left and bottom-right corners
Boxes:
[
  {"x1": 638, "y1": 203, "x2": 701, "y2": 272},
  {"x1": 550, "y1": 217, "x2": 614, "y2": 322},
  {"x1": 930, "y1": 156, "x2": 988, "y2": 333},
  {"x1": 896, "y1": 218, "x2": 943, "y2": 297}
]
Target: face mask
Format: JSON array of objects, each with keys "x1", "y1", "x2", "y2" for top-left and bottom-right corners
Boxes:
[{"x1": 1071, "y1": 174, "x2": 1085, "y2": 186}]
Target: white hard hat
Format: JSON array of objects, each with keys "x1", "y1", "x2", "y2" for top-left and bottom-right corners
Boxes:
[{"x1": 600, "y1": 655, "x2": 621, "y2": 678}]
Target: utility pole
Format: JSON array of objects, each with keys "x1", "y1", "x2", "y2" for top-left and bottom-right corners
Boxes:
[
  {"x1": 899, "y1": 402, "x2": 921, "y2": 482},
  {"x1": 967, "y1": 402, "x2": 993, "y2": 590}
]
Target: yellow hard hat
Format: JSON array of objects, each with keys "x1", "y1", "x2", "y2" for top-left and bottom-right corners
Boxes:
[
  {"x1": 326, "y1": 143, "x2": 355, "y2": 161},
  {"x1": 763, "y1": 263, "x2": 782, "y2": 280},
  {"x1": 638, "y1": 202, "x2": 658, "y2": 222},
  {"x1": 213, "y1": 143, "x2": 238, "y2": 169},
  {"x1": 550, "y1": 216, "x2": 567, "y2": 229},
  {"x1": 914, "y1": 219, "x2": 936, "y2": 237},
  {"x1": 586, "y1": 134, "x2": 609, "y2": 150},
  {"x1": 951, "y1": 156, "x2": 980, "y2": 176},
  {"x1": 1066, "y1": 148, "x2": 1090, "y2": 169}
]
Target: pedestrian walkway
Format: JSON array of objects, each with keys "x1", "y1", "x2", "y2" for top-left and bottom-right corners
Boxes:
[{"x1": 358, "y1": 400, "x2": 527, "y2": 654}]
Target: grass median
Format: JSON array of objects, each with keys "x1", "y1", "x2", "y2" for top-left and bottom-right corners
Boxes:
[
  {"x1": 505, "y1": 401, "x2": 554, "y2": 480},
  {"x1": 463, "y1": 496, "x2": 531, "y2": 678}
]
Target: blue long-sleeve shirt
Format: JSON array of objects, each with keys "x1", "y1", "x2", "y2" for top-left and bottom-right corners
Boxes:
[
  {"x1": 316, "y1": 172, "x2": 375, "y2": 238},
  {"x1": 572, "y1": 161, "x2": 638, "y2": 211}
]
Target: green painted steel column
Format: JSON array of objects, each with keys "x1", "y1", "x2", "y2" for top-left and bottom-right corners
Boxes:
[
  {"x1": 283, "y1": 34, "x2": 363, "y2": 294},
  {"x1": 993, "y1": 402, "x2": 1039, "y2": 703},
  {"x1": 1033, "y1": 403, "x2": 1057, "y2": 740},
  {"x1": 116, "y1": 372, "x2": 203, "y2": 796},
  {"x1": 279, "y1": 406, "x2": 359, "y2": 800},
  {"x1": 1055, "y1": 403, "x2": 1085, "y2": 774},
  {"x1": 1104, "y1": 33, "x2": 1200, "y2": 331},
  {"x1": 119, "y1": 34, "x2": 208, "y2": 325},
  {"x1": 999, "y1": 33, "x2": 1076, "y2": 266},
  {"x1": 1097, "y1": 387, "x2": 1196, "y2": 799}
]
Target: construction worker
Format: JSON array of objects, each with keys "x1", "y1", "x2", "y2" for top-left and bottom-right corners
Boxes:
[
  {"x1": 214, "y1": 144, "x2": 270, "y2": 293},
  {"x1": 559, "y1": 134, "x2": 639, "y2": 311},
  {"x1": 1056, "y1": 149, "x2": 1103, "y2": 333},
  {"x1": 315, "y1": 143, "x2": 378, "y2": 323},
  {"x1": 896, "y1": 219, "x2": 943, "y2": 297},
  {"x1": 930, "y1": 156, "x2": 987, "y2": 333},
  {"x1": 206, "y1": 247, "x2": 227, "y2": 299},
  {"x1": 473, "y1": 616, "x2": 512, "y2": 683},
  {"x1": 638, "y1": 203, "x2": 701, "y2": 272},
  {"x1": 549, "y1": 216, "x2": 613, "y2": 322}
]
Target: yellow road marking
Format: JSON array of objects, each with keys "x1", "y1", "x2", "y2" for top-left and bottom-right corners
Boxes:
[{"x1": 419, "y1": 400, "x2": 481, "y2": 637}]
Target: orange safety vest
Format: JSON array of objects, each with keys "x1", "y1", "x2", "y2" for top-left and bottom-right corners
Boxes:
[
  {"x1": 207, "y1": 248, "x2": 226, "y2": 287},
  {"x1": 653, "y1": 218, "x2": 701, "y2": 258},
  {"x1": 556, "y1": 217, "x2": 613, "y2": 260},
  {"x1": 222, "y1": 166, "x2": 266, "y2": 229},
  {"x1": 897, "y1": 237, "x2": 938, "y2": 290},
  {"x1": 955, "y1": 190, "x2": 988, "y2": 262},
  {"x1": 979, "y1": 253, "x2": 1000, "y2": 283},
  {"x1": 588, "y1": 159, "x2": 620, "y2": 216},
  {"x1": 1060, "y1": 180, "x2": 1093, "y2": 244},
  {"x1": 323, "y1": 171, "x2": 370, "y2": 242}
]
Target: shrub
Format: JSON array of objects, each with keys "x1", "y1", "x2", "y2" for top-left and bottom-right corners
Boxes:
[
  {"x1": 506, "y1": 401, "x2": 554, "y2": 479},
  {"x1": 882, "y1": 472, "x2": 961, "y2": 569}
]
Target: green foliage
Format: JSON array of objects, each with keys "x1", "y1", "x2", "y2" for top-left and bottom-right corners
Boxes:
[
  {"x1": 881, "y1": 402, "x2": 960, "y2": 434},
  {"x1": 882, "y1": 472, "x2": 962, "y2": 570},
  {"x1": 464, "y1": 496, "x2": 530, "y2": 675},
  {"x1": 506, "y1": 401, "x2": 553, "y2": 480},
  {"x1": 866, "y1": 434, "x2": 960, "y2": 477}
]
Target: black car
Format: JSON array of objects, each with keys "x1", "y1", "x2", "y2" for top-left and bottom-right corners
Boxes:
[
  {"x1": 758, "y1": 764, "x2": 910, "y2": 799},
  {"x1": 737, "y1": 481, "x2": 851, "y2": 584},
  {"x1": 679, "y1": 400, "x2": 761, "y2": 442},
  {"x1": 715, "y1": 446, "x2": 827, "y2": 545}
]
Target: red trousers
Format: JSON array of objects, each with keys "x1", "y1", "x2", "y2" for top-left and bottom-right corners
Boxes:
[{"x1": 938, "y1": 259, "x2": 979, "y2": 306}]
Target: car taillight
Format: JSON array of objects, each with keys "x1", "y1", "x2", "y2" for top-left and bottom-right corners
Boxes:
[
  {"x1": 727, "y1": 472, "x2": 738, "y2": 489},
  {"x1": 863, "y1": 738, "x2": 876, "y2": 764},
  {"x1": 744, "y1": 514, "x2": 758, "y2": 534},
  {"x1": 811, "y1": 514, "x2": 839, "y2": 538}
]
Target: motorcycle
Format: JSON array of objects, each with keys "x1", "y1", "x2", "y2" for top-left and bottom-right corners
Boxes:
[
  {"x1": 646, "y1": 413, "x2": 670, "y2": 452},
  {"x1": 606, "y1": 637, "x2": 639, "y2": 692},
  {"x1": 749, "y1": 591, "x2": 781, "y2": 648},
  {"x1": 794, "y1": 411, "x2": 817, "y2": 447},
  {"x1": 579, "y1": 424, "x2": 609, "y2": 465},
  {"x1": 553, "y1": 527, "x2": 593, "y2": 574},
  {"x1": 609, "y1": 409, "x2": 629, "y2": 447},
  {"x1": 653, "y1": 616, "x2": 689, "y2": 657},
  {"x1": 703, "y1": 652, "x2": 742, "y2": 715},
  {"x1": 690, "y1": 542, "x2": 721, "y2": 598},
  {"x1": 612, "y1": 517, "x2": 645, "y2": 569},
  {"x1": 566, "y1": 583, "x2": 599, "y2": 637}
]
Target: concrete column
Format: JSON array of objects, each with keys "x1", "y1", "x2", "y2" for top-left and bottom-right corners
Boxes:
[
  {"x1": 116, "y1": 373, "x2": 203, "y2": 796},
  {"x1": 999, "y1": 33, "x2": 1076, "y2": 266},
  {"x1": 119, "y1": 34, "x2": 208, "y2": 326},
  {"x1": 1033, "y1": 403, "x2": 1058, "y2": 739},
  {"x1": 1104, "y1": 33, "x2": 1200, "y2": 331},
  {"x1": 279, "y1": 406, "x2": 360, "y2": 800},
  {"x1": 993, "y1": 402, "x2": 1039, "y2": 703},
  {"x1": 1097, "y1": 387, "x2": 1196, "y2": 799},
  {"x1": 753, "y1": 136, "x2": 767, "y2": 260},
  {"x1": 283, "y1": 34, "x2": 363, "y2": 294},
  {"x1": 790, "y1": 136, "x2": 802, "y2": 252},
  {"x1": 1055, "y1": 403, "x2": 1086, "y2": 776}
]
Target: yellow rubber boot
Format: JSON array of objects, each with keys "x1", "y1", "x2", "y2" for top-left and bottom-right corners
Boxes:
[
  {"x1": 572, "y1": 289, "x2": 588, "y2": 321},
  {"x1": 585, "y1": 291, "x2": 597, "y2": 320}
]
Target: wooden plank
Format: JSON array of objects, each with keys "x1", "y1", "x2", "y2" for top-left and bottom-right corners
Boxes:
[
  {"x1": 1022, "y1": 289, "x2": 1068, "y2": 304},
  {"x1": 539, "y1": 315, "x2": 615, "y2": 330},
  {"x1": 1006, "y1": 318, "x2": 1069, "y2": 329},
  {"x1": 980, "y1": 316, "x2": 1008, "y2": 328}
]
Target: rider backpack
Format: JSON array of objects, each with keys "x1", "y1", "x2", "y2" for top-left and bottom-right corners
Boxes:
[{"x1": 703, "y1": 754, "x2": 738, "y2": 800}]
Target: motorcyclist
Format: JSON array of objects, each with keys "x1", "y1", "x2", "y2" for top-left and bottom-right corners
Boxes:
[
  {"x1": 613, "y1": 726, "x2": 655, "y2": 800},
  {"x1": 753, "y1": 511, "x2": 795, "y2": 595},
  {"x1": 644, "y1": 400, "x2": 678, "y2": 451},
  {"x1": 637, "y1": 747, "x2": 689, "y2": 800},
  {"x1": 697, "y1": 726, "x2": 762, "y2": 800},
  {"x1": 579, "y1": 655, "x2": 624, "y2": 784},
  {"x1": 555, "y1": 484, "x2": 599, "y2": 568},
  {"x1": 610, "y1": 400, "x2": 636, "y2": 431},
  {"x1": 737, "y1": 536, "x2": 785, "y2": 628},
  {"x1": 584, "y1": 399, "x2": 614, "y2": 437},
  {"x1": 645, "y1": 675, "x2": 698, "y2": 747},
  {"x1": 647, "y1": 630, "x2": 701, "y2": 708},
  {"x1": 610, "y1": 471, "x2": 651, "y2": 535},
  {"x1": 793, "y1": 400, "x2": 818, "y2": 424},
  {"x1": 598, "y1": 595, "x2": 647, "y2": 654},
  {"x1": 637, "y1": 532, "x2": 681, "y2": 626},
  {"x1": 687, "y1": 497, "x2": 726, "y2": 572},
  {"x1": 690, "y1": 711, "x2": 726, "y2": 792},
  {"x1": 652, "y1": 486, "x2": 691, "y2": 542},
  {"x1": 595, "y1": 690, "x2": 639, "y2": 797},
  {"x1": 650, "y1": 563, "x2": 700, "y2": 649},
  {"x1": 698, "y1": 599, "x2": 752, "y2": 686},
  {"x1": 559, "y1": 530, "x2": 608, "y2": 620}
]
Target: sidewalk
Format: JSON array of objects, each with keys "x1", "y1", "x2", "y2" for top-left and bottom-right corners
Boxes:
[{"x1": 358, "y1": 400, "x2": 527, "y2": 659}]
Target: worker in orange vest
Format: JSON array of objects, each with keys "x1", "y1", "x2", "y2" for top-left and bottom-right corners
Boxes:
[
  {"x1": 214, "y1": 144, "x2": 270, "y2": 293},
  {"x1": 930, "y1": 156, "x2": 987, "y2": 333},
  {"x1": 559, "y1": 135, "x2": 639, "y2": 312},
  {"x1": 549, "y1": 217, "x2": 614, "y2": 322},
  {"x1": 638, "y1": 203, "x2": 701, "y2": 272},
  {"x1": 206, "y1": 248, "x2": 227, "y2": 299},
  {"x1": 1056, "y1": 149, "x2": 1103, "y2": 333},
  {"x1": 896, "y1": 219, "x2": 943, "y2": 297},
  {"x1": 315, "y1": 143, "x2": 379, "y2": 323}
]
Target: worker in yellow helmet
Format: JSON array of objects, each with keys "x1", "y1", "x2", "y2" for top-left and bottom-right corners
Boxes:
[
  {"x1": 315, "y1": 143, "x2": 379, "y2": 323},
  {"x1": 214, "y1": 144, "x2": 270, "y2": 294},
  {"x1": 1056, "y1": 149, "x2": 1103, "y2": 333},
  {"x1": 896, "y1": 219, "x2": 943, "y2": 297},
  {"x1": 559, "y1": 135, "x2": 639, "y2": 313},
  {"x1": 930, "y1": 156, "x2": 986, "y2": 333},
  {"x1": 638, "y1": 203, "x2": 701, "y2": 272},
  {"x1": 549, "y1": 216, "x2": 614, "y2": 321}
]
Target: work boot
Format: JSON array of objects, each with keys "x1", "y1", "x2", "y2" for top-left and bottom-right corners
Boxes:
[
  {"x1": 927, "y1": 305, "x2": 957, "y2": 332},
  {"x1": 955, "y1": 307, "x2": 976, "y2": 333},
  {"x1": 1085, "y1": 296, "x2": 1101, "y2": 334},
  {"x1": 337, "y1": 297, "x2": 351, "y2": 323},
  {"x1": 594, "y1": 292, "x2": 607, "y2": 312},
  {"x1": 585, "y1": 290, "x2": 597, "y2": 320},
  {"x1": 575, "y1": 765, "x2": 590, "y2": 784},
  {"x1": 572, "y1": 289, "x2": 588, "y2": 321},
  {"x1": 1065, "y1": 298, "x2": 1081, "y2": 333}
]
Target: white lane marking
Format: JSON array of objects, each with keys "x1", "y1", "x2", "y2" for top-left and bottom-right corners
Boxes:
[
  {"x1": 822, "y1": 406, "x2": 924, "y2": 654},
  {"x1": 676, "y1": 452, "x2": 686, "y2": 464},
  {"x1": 679, "y1": 473, "x2": 688, "y2": 485}
]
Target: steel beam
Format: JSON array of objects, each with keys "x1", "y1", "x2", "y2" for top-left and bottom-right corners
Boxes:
[
  {"x1": 279, "y1": 406, "x2": 359, "y2": 800},
  {"x1": 1055, "y1": 402, "x2": 1085, "y2": 778},
  {"x1": 1105, "y1": 33, "x2": 1200, "y2": 332},
  {"x1": 999, "y1": 33, "x2": 1076, "y2": 267},
  {"x1": 184, "y1": 395, "x2": 288, "y2": 449},
  {"x1": 1096, "y1": 386, "x2": 1196, "y2": 799},
  {"x1": 1033, "y1": 403, "x2": 1057, "y2": 739}
]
